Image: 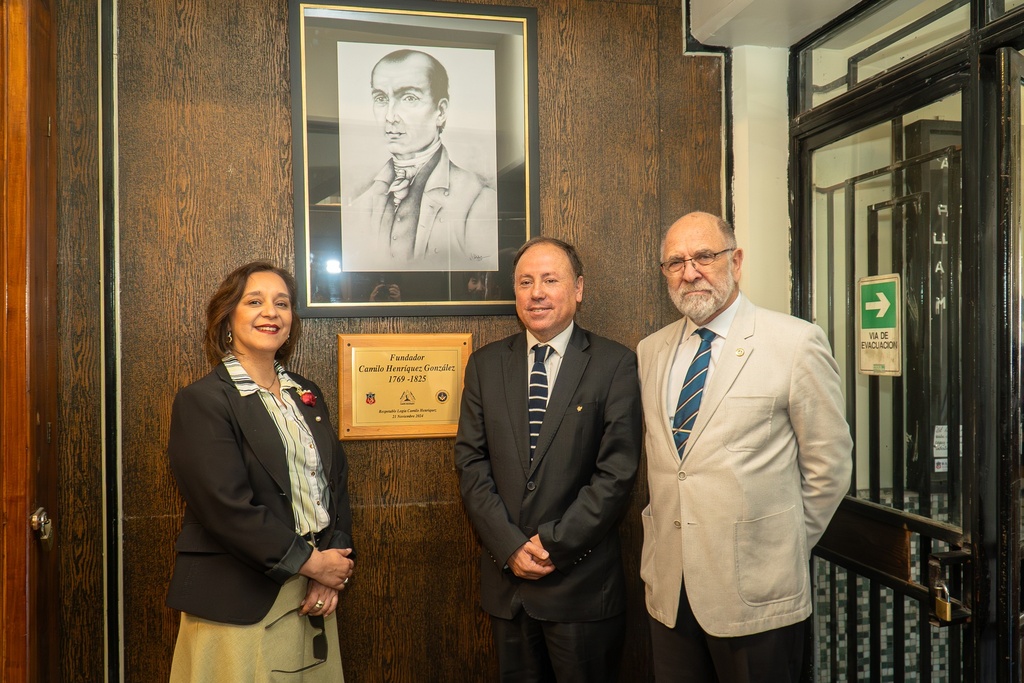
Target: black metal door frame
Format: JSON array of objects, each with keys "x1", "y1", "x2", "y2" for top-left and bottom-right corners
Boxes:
[
  {"x1": 790, "y1": 15, "x2": 1024, "y2": 683},
  {"x1": 970, "y1": 46, "x2": 1023, "y2": 681}
]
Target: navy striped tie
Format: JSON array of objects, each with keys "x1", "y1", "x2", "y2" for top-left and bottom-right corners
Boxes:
[
  {"x1": 672, "y1": 328, "x2": 716, "y2": 456},
  {"x1": 529, "y1": 344, "x2": 551, "y2": 459}
]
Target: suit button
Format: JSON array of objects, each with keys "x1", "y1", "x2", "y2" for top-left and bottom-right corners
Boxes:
[
  {"x1": 678, "y1": 471, "x2": 687, "y2": 480},
  {"x1": 674, "y1": 520, "x2": 682, "y2": 529},
  {"x1": 526, "y1": 481, "x2": 536, "y2": 491}
]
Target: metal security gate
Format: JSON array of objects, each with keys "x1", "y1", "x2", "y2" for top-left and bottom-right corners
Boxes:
[
  {"x1": 801, "y1": 89, "x2": 971, "y2": 683},
  {"x1": 793, "y1": 5, "x2": 1024, "y2": 677}
]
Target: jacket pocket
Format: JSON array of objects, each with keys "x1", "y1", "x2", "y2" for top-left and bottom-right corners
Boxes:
[
  {"x1": 734, "y1": 505, "x2": 806, "y2": 605},
  {"x1": 639, "y1": 505, "x2": 656, "y2": 586},
  {"x1": 722, "y1": 396, "x2": 775, "y2": 452},
  {"x1": 174, "y1": 523, "x2": 226, "y2": 554}
]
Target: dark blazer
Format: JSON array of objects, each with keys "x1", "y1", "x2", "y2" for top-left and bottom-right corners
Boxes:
[
  {"x1": 455, "y1": 325, "x2": 642, "y2": 621},
  {"x1": 165, "y1": 364, "x2": 353, "y2": 625}
]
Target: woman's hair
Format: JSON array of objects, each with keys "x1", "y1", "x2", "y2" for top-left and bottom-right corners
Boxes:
[{"x1": 203, "y1": 261, "x2": 302, "y2": 367}]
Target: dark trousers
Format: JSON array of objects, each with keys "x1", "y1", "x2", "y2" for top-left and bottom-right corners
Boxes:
[
  {"x1": 491, "y1": 610, "x2": 626, "y2": 683},
  {"x1": 649, "y1": 577, "x2": 806, "y2": 683}
]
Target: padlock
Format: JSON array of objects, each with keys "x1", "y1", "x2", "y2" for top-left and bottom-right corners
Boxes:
[{"x1": 935, "y1": 583, "x2": 953, "y2": 622}]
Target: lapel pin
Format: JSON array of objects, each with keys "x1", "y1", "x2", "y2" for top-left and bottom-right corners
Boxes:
[
  {"x1": 577, "y1": 405, "x2": 583, "y2": 412},
  {"x1": 735, "y1": 348, "x2": 745, "y2": 357},
  {"x1": 315, "y1": 416, "x2": 322, "y2": 422}
]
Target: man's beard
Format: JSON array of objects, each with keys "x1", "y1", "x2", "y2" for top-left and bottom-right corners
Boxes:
[{"x1": 668, "y1": 270, "x2": 736, "y2": 325}]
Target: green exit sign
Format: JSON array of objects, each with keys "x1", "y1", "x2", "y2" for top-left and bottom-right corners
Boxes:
[
  {"x1": 858, "y1": 274, "x2": 901, "y2": 377},
  {"x1": 861, "y1": 280, "x2": 897, "y2": 329}
]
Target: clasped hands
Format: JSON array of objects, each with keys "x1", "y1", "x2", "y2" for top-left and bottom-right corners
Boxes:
[
  {"x1": 299, "y1": 547, "x2": 354, "y2": 617},
  {"x1": 508, "y1": 534, "x2": 555, "y2": 580}
]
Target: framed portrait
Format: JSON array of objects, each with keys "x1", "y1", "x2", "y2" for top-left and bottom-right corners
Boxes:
[{"x1": 289, "y1": 0, "x2": 539, "y2": 317}]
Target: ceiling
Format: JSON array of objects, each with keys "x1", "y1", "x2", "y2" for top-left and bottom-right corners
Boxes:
[{"x1": 689, "y1": 0, "x2": 863, "y2": 47}]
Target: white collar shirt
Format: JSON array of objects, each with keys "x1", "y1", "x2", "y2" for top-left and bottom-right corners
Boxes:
[
  {"x1": 526, "y1": 321, "x2": 574, "y2": 391},
  {"x1": 665, "y1": 293, "x2": 743, "y2": 421}
]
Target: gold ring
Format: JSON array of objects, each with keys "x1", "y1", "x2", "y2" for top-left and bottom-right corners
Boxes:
[{"x1": 314, "y1": 600, "x2": 325, "y2": 609}]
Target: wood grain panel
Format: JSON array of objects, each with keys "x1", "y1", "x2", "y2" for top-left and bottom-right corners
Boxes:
[
  {"x1": 54, "y1": 0, "x2": 106, "y2": 680},
  {"x1": 538, "y1": 4, "x2": 663, "y2": 680},
  {"x1": 116, "y1": 1, "x2": 296, "y2": 679},
  {"x1": 57, "y1": 0, "x2": 725, "y2": 680},
  {"x1": 656, "y1": 14, "x2": 726, "y2": 331},
  {"x1": 539, "y1": 1, "x2": 661, "y2": 351},
  {"x1": 120, "y1": 515, "x2": 184, "y2": 682},
  {"x1": 3, "y1": 0, "x2": 62, "y2": 681},
  {"x1": 342, "y1": 499, "x2": 493, "y2": 681},
  {"x1": 817, "y1": 503, "x2": 913, "y2": 583}
]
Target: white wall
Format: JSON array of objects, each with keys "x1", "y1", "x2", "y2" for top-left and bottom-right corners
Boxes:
[{"x1": 731, "y1": 45, "x2": 791, "y2": 314}]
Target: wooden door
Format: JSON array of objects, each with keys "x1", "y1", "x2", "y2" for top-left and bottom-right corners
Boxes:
[{"x1": 1, "y1": 0, "x2": 60, "y2": 680}]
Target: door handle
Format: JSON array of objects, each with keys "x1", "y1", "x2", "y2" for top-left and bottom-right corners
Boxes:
[{"x1": 30, "y1": 507, "x2": 54, "y2": 552}]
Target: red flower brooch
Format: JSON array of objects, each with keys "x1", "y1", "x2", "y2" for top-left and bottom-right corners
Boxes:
[{"x1": 297, "y1": 389, "x2": 316, "y2": 407}]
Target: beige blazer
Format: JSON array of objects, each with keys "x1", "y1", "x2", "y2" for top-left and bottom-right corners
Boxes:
[{"x1": 637, "y1": 294, "x2": 852, "y2": 637}]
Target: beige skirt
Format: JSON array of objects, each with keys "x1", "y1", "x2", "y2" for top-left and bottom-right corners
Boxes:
[{"x1": 169, "y1": 574, "x2": 344, "y2": 682}]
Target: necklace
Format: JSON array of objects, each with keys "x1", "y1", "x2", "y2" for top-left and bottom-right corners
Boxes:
[
  {"x1": 237, "y1": 358, "x2": 279, "y2": 393},
  {"x1": 253, "y1": 375, "x2": 279, "y2": 392}
]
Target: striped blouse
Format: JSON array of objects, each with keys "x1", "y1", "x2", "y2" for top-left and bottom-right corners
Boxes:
[{"x1": 222, "y1": 355, "x2": 330, "y2": 536}]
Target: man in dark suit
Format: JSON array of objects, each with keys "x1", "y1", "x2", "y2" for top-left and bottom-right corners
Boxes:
[{"x1": 455, "y1": 236, "x2": 642, "y2": 683}]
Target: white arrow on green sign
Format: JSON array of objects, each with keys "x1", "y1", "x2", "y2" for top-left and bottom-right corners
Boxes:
[{"x1": 858, "y1": 274, "x2": 901, "y2": 376}]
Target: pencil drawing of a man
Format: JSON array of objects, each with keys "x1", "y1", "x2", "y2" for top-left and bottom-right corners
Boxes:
[{"x1": 342, "y1": 49, "x2": 498, "y2": 272}]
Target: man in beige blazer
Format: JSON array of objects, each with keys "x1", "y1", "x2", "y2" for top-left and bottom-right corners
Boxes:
[{"x1": 637, "y1": 212, "x2": 852, "y2": 682}]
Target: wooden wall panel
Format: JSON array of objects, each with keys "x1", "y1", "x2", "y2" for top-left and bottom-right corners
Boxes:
[
  {"x1": 55, "y1": 0, "x2": 105, "y2": 681},
  {"x1": 538, "y1": 1, "x2": 661, "y2": 348},
  {"x1": 57, "y1": 0, "x2": 724, "y2": 681},
  {"x1": 655, "y1": 14, "x2": 726, "y2": 330},
  {"x1": 536, "y1": 3, "x2": 662, "y2": 675},
  {"x1": 115, "y1": 1, "x2": 296, "y2": 679}
]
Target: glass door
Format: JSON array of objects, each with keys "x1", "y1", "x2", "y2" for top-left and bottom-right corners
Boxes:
[
  {"x1": 807, "y1": 91, "x2": 971, "y2": 683},
  {"x1": 799, "y1": 46, "x2": 1024, "y2": 682}
]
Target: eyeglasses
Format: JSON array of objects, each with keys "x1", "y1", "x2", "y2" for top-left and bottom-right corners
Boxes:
[
  {"x1": 660, "y1": 248, "x2": 734, "y2": 275},
  {"x1": 267, "y1": 609, "x2": 327, "y2": 674}
]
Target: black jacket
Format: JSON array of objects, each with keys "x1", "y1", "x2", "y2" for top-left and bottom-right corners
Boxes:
[
  {"x1": 454, "y1": 325, "x2": 642, "y2": 621},
  {"x1": 166, "y1": 364, "x2": 353, "y2": 624}
]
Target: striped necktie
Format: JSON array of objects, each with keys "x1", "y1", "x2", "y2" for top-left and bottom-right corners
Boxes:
[
  {"x1": 672, "y1": 328, "x2": 716, "y2": 456},
  {"x1": 529, "y1": 344, "x2": 551, "y2": 459}
]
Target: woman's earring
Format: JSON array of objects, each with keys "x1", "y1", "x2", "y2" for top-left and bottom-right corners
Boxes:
[{"x1": 227, "y1": 330, "x2": 233, "y2": 344}]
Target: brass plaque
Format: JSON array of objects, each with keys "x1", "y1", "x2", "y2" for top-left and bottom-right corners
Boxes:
[{"x1": 337, "y1": 333, "x2": 471, "y2": 440}]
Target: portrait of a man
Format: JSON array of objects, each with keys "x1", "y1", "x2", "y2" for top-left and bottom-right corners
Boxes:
[{"x1": 340, "y1": 47, "x2": 499, "y2": 273}]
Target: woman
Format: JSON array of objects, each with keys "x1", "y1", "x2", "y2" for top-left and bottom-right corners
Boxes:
[{"x1": 166, "y1": 261, "x2": 354, "y2": 681}]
